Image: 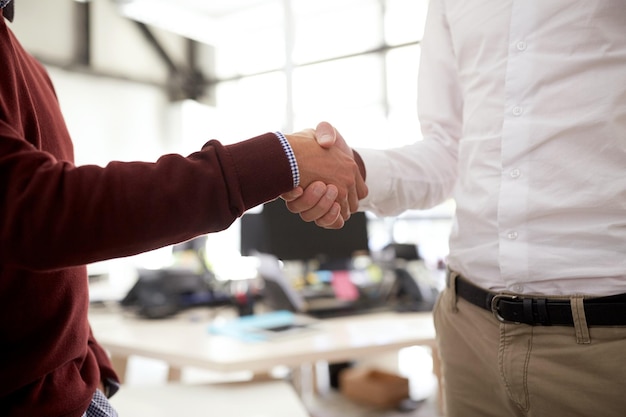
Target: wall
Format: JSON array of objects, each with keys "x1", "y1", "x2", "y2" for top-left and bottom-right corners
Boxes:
[
  {"x1": 7, "y1": 0, "x2": 216, "y2": 279},
  {"x1": 47, "y1": 67, "x2": 170, "y2": 165},
  {"x1": 6, "y1": 0, "x2": 452, "y2": 280},
  {"x1": 8, "y1": 0, "x2": 215, "y2": 163}
]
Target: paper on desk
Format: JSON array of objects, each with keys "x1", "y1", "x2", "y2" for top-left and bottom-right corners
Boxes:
[{"x1": 207, "y1": 310, "x2": 317, "y2": 342}]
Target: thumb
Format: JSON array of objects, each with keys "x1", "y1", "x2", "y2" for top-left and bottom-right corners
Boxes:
[{"x1": 315, "y1": 121, "x2": 337, "y2": 148}]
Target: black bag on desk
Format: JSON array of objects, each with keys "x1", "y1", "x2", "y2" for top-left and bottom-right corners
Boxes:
[{"x1": 120, "y1": 268, "x2": 218, "y2": 319}]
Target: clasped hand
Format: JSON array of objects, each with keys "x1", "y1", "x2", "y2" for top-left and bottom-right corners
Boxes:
[{"x1": 283, "y1": 121, "x2": 366, "y2": 229}]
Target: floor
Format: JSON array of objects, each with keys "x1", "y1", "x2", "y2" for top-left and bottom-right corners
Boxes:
[
  {"x1": 308, "y1": 391, "x2": 442, "y2": 417},
  {"x1": 122, "y1": 346, "x2": 444, "y2": 417}
]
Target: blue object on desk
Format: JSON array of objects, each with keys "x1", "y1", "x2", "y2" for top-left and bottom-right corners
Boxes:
[{"x1": 208, "y1": 310, "x2": 303, "y2": 342}]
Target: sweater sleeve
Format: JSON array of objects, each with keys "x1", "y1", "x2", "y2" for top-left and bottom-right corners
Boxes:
[
  {"x1": 0, "y1": 18, "x2": 295, "y2": 272},
  {"x1": 0, "y1": 128, "x2": 294, "y2": 271},
  {"x1": 87, "y1": 327, "x2": 120, "y2": 396}
]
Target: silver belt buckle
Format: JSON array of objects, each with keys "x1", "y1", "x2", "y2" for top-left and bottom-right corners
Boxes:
[{"x1": 490, "y1": 294, "x2": 520, "y2": 324}]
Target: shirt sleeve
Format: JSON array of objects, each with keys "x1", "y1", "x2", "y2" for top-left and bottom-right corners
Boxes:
[{"x1": 357, "y1": 0, "x2": 462, "y2": 216}]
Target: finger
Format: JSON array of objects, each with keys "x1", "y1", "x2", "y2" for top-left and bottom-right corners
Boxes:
[
  {"x1": 315, "y1": 121, "x2": 337, "y2": 148},
  {"x1": 284, "y1": 181, "x2": 327, "y2": 213},
  {"x1": 355, "y1": 170, "x2": 368, "y2": 200},
  {"x1": 314, "y1": 202, "x2": 345, "y2": 229},
  {"x1": 321, "y1": 216, "x2": 345, "y2": 229},
  {"x1": 299, "y1": 185, "x2": 339, "y2": 222},
  {"x1": 338, "y1": 196, "x2": 351, "y2": 221},
  {"x1": 324, "y1": 122, "x2": 352, "y2": 157},
  {"x1": 347, "y1": 183, "x2": 359, "y2": 214},
  {"x1": 280, "y1": 187, "x2": 303, "y2": 202}
]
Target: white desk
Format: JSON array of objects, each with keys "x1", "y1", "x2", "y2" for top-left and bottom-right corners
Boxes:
[
  {"x1": 109, "y1": 380, "x2": 309, "y2": 417},
  {"x1": 90, "y1": 307, "x2": 440, "y2": 409},
  {"x1": 90, "y1": 307, "x2": 435, "y2": 373}
]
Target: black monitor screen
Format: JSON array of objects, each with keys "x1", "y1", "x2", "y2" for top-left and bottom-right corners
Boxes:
[{"x1": 241, "y1": 199, "x2": 369, "y2": 264}]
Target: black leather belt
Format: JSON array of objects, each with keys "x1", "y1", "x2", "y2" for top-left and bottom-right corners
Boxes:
[{"x1": 453, "y1": 274, "x2": 626, "y2": 326}]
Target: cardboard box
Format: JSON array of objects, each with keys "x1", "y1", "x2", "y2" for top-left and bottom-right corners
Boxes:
[{"x1": 339, "y1": 368, "x2": 410, "y2": 408}]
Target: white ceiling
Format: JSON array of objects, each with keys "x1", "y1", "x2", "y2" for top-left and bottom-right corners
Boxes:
[
  {"x1": 165, "y1": 0, "x2": 277, "y2": 18},
  {"x1": 115, "y1": 0, "x2": 373, "y2": 47},
  {"x1": 116, "y1": 0, "x2": 282, "y2": 45}
]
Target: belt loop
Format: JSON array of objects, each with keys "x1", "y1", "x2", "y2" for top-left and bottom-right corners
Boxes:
[
  {"x1": 570, "y1": 296, "x2": 591, "y2": 344},
  {"x1": 447, "y1": 269, "x2": 459, "y2": 313},
  {"x1": 536, "y1": 298, "x2": 550, "y2": 325}
]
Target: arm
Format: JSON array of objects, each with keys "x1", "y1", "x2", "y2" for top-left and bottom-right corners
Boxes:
[
  {"x1": 283, "y1": 0, "x2": 463, "y2": 223},
  {"x1": 0, "y1": 126, "x2": 359, "y2": 270},
  {"x1": 87, "y1": 327, "x2": 120, "y2": 397},
  {"x1": 356, "y1": 0, "x2": 461, "y2": 215}
]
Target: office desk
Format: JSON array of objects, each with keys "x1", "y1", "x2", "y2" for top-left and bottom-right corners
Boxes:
[
  {"x1": 90, "y1": 307, "x2": 440, "y2": 408},
  {"x1": 110, "y1": 380, "x2": 309, "y2": 417},
  {"x1": 91, "y1": 307, "x2": 435, "y2": 372}
]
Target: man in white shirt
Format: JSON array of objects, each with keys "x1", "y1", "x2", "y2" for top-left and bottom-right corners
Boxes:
[{"x1": 284, "y1": 1, "x2": 626, "y2": 416}]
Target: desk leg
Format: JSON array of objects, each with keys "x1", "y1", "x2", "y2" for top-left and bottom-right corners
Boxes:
[
  {"x1": 314, "y1": 361, "x2": 331, "y2": 396},
  {"x1": 291, "y1": 363, "x2": 315, "y2": 407},
  {"x1": 110, "y1": 354, "x2": 128, "y2": 384}
]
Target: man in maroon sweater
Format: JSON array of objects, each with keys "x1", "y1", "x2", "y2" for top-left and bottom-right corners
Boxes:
[{"x1": 0, "y1": 3, "x2": 366, "y2": 416}]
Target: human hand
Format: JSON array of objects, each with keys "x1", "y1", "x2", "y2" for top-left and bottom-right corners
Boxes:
[
  {"x1": 315, "y1": 121, "x2": 355, "y2": 158},
  {"x1": 281, "y1": 182, "x2": 345, "y2": 229},
  {"x1": 282, "y1": 122, "x2": 367, "y2": 229},
  {"x1": 284, "y1": 123, "x2": 366, "y2": 222}
]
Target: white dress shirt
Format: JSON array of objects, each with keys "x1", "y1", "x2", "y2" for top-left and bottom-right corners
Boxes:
[{"x1": 359, "y1": 0, "x2": 626, "y2": 296}]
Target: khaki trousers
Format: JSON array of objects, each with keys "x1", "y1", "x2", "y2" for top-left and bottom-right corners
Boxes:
[{"x1": 433, "y1": 285, "x2": 626, "y2": 417}]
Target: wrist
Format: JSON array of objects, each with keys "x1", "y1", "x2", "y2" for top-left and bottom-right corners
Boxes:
[
  {"x1": 353, "y1": 150, "x2": 367, "y2": 181},
  {"x1": 274, "y1": 131, "x2": 300, "y2": 187}
]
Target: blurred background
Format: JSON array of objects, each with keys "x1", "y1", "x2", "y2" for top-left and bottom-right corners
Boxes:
[
  {"x1": 10, "y1": 0, "x2": 452, "y2": 294},
  {"x1": 10, "y1": 2, "x2": 451, "y2": 414}
]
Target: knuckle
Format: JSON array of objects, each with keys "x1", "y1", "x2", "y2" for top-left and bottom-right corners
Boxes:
[{"x1": 301, "y1": 213, "x2": 315, "y2": 222}]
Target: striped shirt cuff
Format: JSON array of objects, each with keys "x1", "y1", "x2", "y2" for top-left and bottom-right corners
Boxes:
[{"x1": 274, "y1": 131, "x2": 300, "y2": 188}]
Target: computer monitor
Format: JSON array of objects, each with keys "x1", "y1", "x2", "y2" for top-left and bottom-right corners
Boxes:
[
  {"x1": 241, "y1": 199, "x2": 369, "y2": 267},
  {"x1": 240, "y1": 211, "x2": 270, "y2": 257}
]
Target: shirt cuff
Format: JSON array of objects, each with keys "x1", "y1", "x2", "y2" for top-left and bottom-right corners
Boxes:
[{"x1": 273, "y1": 131, "x2": 300, "y2": 188}]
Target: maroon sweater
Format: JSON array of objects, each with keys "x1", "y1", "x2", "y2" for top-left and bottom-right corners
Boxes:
[{"x1": 0, "y1": 14, "x2": 294, "y2": 417}]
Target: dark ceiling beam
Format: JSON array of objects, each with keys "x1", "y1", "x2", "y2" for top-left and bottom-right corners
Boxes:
[
  {"x1": 36, "y1": 9, "x2": 205, "y2": 98},
  {"x1": 72, "y1": 0, "x2": 91, "y2": 67},
  {"x1": 133, "y1": 21, "x2": 207, "y2": 101},
  {"x1": 32, "y1": 2, "x2": 191, "y2": 92},
  {"x1": 39, "y1": 1, "x2": 163, "y2": 87},
  {"x1": 134, "y1": 21, "x2": 179, "y2": 74},
  {"x1": 183, "y1": 38, "x2": 208, "y2": 101}
]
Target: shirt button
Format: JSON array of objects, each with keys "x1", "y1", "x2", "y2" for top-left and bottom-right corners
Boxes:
[
  {"x1": 516, "y1": 41, "x2": 527, "y2": 51},
  {"x1": 510, "y1": 284, "x2": 524, "y2": 293},
  {"x1": 507, "y1": 231, "x2": 518, "y2": 240},
  {"x1": 510, "y1": 169, "x2": 521, "y2": 178},
  {"x1": 512, "y1": 106, "x2": 523, "y2": 116}
]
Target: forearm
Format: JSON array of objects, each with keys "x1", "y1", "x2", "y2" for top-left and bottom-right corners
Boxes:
[
  {"x1": 357, "y1": 139, "x2": 458, "y2": 216},
  {"x1": 0, "y1": 133, "x2": 292, "y2": 270}
]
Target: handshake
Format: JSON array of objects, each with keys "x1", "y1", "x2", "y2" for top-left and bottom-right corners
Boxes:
[{"x1": 281, "y1": 121, "x2": 367, "y2": 229}]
